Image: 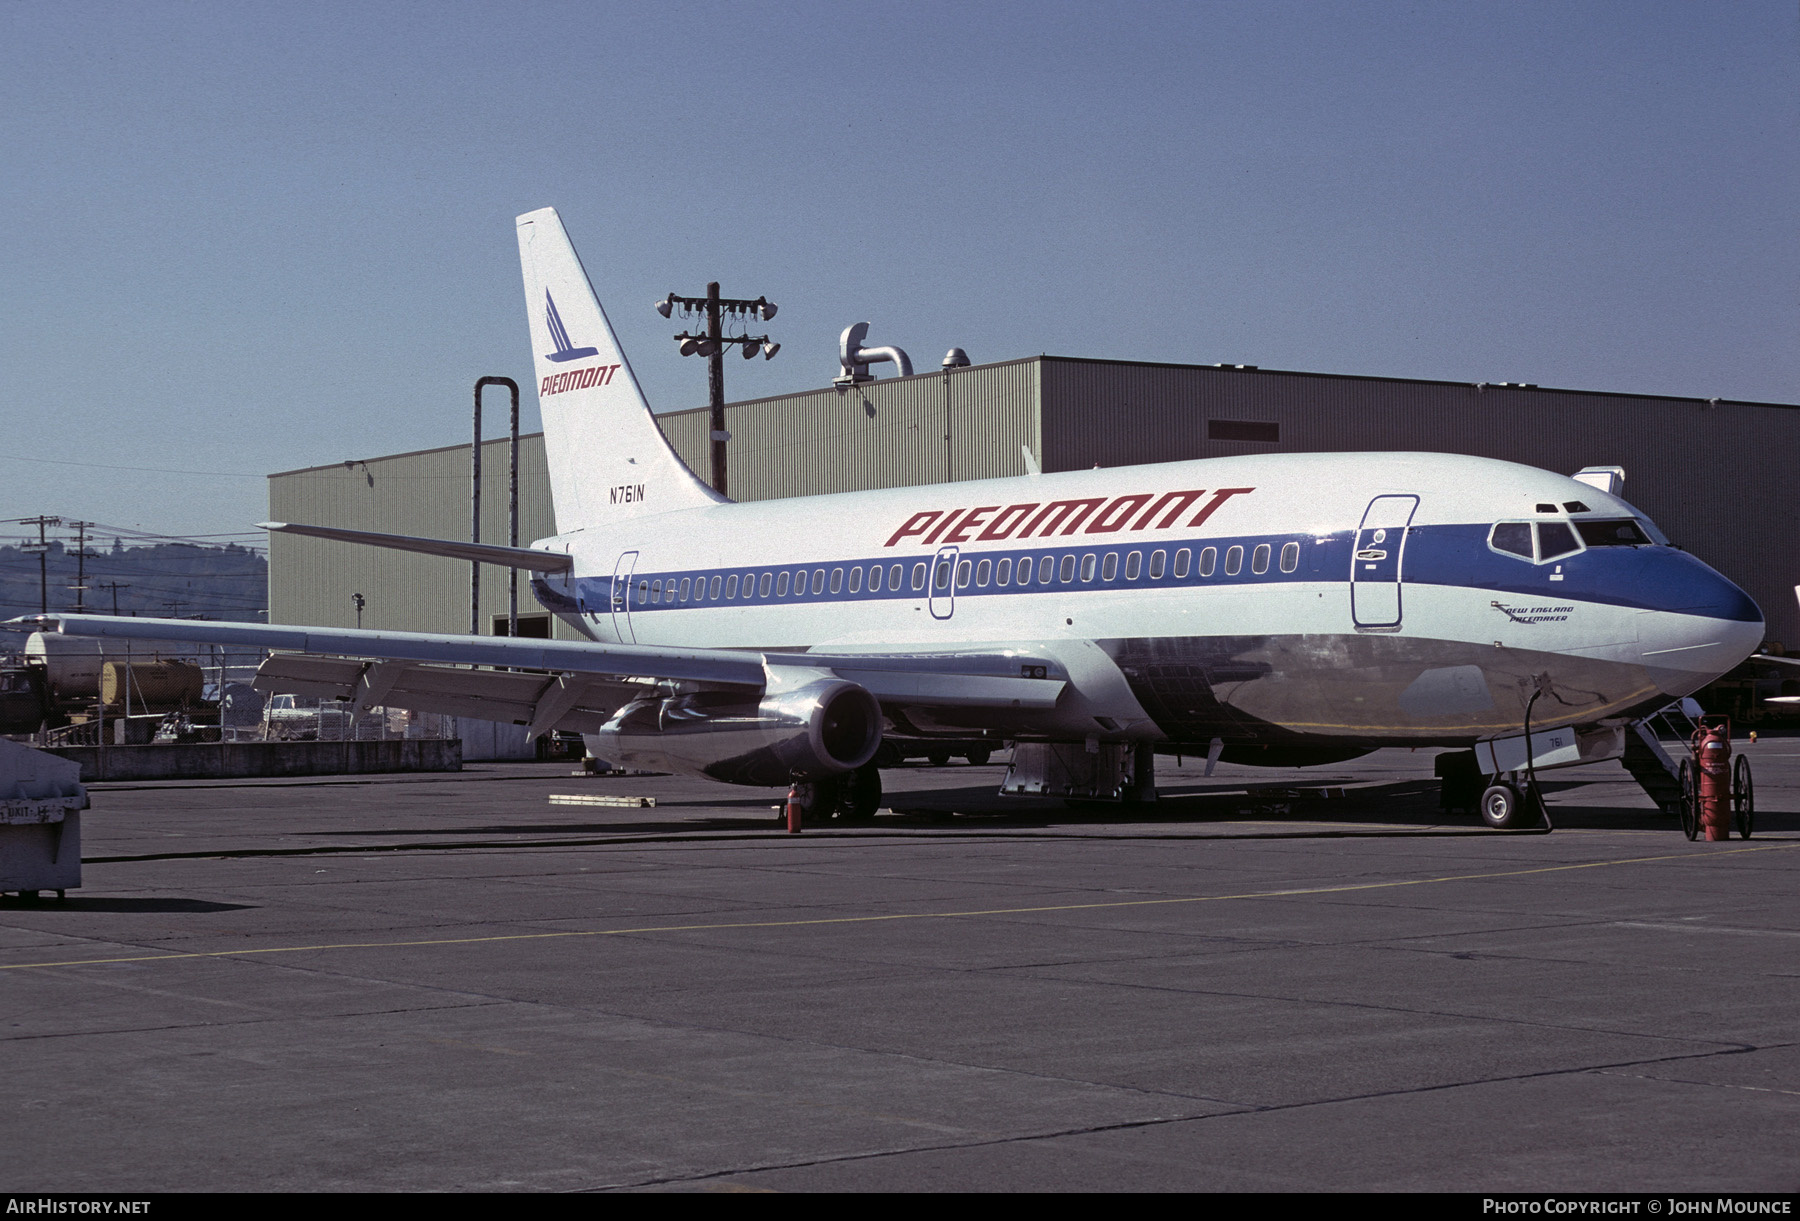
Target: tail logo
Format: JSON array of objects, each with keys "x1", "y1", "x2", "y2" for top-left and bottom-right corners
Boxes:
[{"x1": 543, "y1": 291, "x2": 600, "y2": 363}]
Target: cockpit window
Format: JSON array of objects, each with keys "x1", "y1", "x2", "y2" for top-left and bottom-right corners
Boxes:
[
  {"x1": 1490, "y1": 520, "x2": 1586, "y2": 564},
  {"x1": 1575, "y1": 519, "x2": 1651, "y2": 547},
  {"x1": 1490, "y1": 522, "x2": 1533, "y2": 559},
  {"x1": 1536, "y1": 521, "x2": 1580, "y2": 561}
]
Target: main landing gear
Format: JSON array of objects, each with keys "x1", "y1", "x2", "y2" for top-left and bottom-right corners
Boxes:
[{"x1": 780, "y1": 762, "x2": 884, "y2": 828}]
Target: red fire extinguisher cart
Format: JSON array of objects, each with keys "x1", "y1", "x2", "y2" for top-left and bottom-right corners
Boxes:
[{"x1": 1678, "y1": 715, "x2": 1754, "y2": 841}]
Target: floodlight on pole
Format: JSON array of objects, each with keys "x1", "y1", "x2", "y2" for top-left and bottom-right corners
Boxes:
[{"x1": 655, "y1": 282, "x2": 781, "y2": 496}]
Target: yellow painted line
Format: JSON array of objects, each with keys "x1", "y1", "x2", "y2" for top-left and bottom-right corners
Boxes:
[{"x1": 5, "y1": 841, "x2": 1794, "y2": 973}]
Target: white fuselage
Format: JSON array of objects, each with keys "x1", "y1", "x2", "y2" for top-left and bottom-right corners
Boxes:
[{"x1": 528, "y1": 451, "x2": 1762, "y2": 751}]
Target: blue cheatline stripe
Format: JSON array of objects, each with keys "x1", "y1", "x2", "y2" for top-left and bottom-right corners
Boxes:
[
  {"x1": 587, "y1": 531, "x2": 1340, "y2": 615},
  {"x1": 539, "y1": 523, "x2": 1757, "y2": 624}
]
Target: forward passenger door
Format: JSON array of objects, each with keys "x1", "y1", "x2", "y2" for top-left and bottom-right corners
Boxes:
[{"x1": 1351, "y1": 495, "x2": 1418, "y2": 629}]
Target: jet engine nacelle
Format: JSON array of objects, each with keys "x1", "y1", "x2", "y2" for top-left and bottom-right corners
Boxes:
[{"x1": 592, "y1": 679, "x2": 883, "y2": 786}]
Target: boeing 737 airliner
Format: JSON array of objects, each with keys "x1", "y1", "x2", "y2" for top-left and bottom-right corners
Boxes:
[{"x1": 32, "y1": 208, "x2": 1764, "y2": 829}]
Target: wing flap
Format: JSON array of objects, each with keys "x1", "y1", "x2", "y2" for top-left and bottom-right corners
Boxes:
[{"x1": 253, "y1": 655, "x2": 642, "y2": 735}]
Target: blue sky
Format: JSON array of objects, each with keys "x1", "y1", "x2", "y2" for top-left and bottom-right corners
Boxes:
[{"x1": 3, "y1": 0, "x2": 1794, "y2": 540}]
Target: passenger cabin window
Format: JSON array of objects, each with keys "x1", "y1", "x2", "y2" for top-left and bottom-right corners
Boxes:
[
  {"x1": 892, "y1": 563, "x2": 906, "y2": 590},
  {"x1": 956, "y1": 560, "x2": 972, "y2": 588},
  {"x1": 976, "y1": 558, "x2": 991, "y2": 586},
  {"x1": 811, "y1": 569, "x2": 825, "y2": 594},
  {"x1": 775, "y1": 572, "x2": 790, "y2": 596},
  {"x1": 848, "y1": 566, "x2": 862, "y2": 593},
  {"x1": 709, "y1": 576, "x2": 722, "y2": 599},
  {"x1": 1251, "y1": 544, "x2": 1270, "y2": 574},
  {"x1": 1080, "y1": 554, "x2": 1098, "y2": 581},
  {"x1": 995, "y1": 557, "x2": 1012, "y2": 585},
  {"x1": 1280, "y1": 542, "x2": 1299, "y2": 573},
  {"x1": 830, "y1": 568, "x2": 843, "y2": 594},
  {"x1": 1224, "y1": 546, "x2": 1243, "y2": 576},
  {"x1": 1039, "y1": 557, "x2": 1054, "y2": 585},
  {"x1": 679, "y1": 578, "x2": 692, "y2": 602},
  {"x1": 1147, "y1": 550, "x2": 1164, "y2": 579},
  {"x1": 1101, "y1": 553, "x2": 1118, "y2": 581},
  {"x1": 726, "y1": 574, "x2": 739, "y2": 598},
  {"x1": 1173, "y1": 548, "x2": 1191, "y2": 578},
  {"x1": 911, "y1": 562, "x2": 927, "y2": 591},
  {"x1": 1198, "y1": 547, "x2": 1216, "y2": 577},
  {"x1": 1059, "y1": 555, "x2": 1076, "y2": 582},
  {"x1": 759, "y1": 572, "x2": 772, "y2": 597},
  {"x1": 1123, "y1": 551, "x2": 1140, "y2": 580}
]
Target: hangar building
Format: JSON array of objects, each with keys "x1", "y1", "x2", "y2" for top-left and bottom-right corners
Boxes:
[{"x1": 268, "y1": 355, "x2": 1798, "y2": 649}]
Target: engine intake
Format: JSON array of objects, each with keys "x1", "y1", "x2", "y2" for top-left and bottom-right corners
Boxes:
[{"x1": 594, "y1": 679, "x2": 882, "y2": 786}]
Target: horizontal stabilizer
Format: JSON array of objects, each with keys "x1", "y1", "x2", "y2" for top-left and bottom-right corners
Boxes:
[{"x1": 260, "y1": 522, "x2": 573, "y2": 572}]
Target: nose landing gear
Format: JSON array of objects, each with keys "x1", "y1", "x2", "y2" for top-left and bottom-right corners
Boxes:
[{"x1": 1479, "y1": 779, "x2": 1544, "y2": 831}]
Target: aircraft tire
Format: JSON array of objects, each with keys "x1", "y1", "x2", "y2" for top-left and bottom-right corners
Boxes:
[
  {"x1": 964, "y1": 747, "x2": 991, "y2": 766},
  {"x1": 926, "y1": 749, "x2": 951, "y2": 767},
  {"x1": 792, "y1": 777, "x2": 841, "y2": 824},
  {"x1": 1679, "y1": 760, "x2": 1700, "y2": 841},
  {"x1": 1733, "y1": 755, "x2": 1753, "y2": 839},
  {"x1": 1479, "y1": 783, "x2": 1530, "y2": 830},
  {"x1": 840, "y1": 764, "x2": 882, "y2": 822}
]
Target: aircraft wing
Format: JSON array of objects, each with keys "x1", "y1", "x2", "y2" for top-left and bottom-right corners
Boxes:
[{"x1": 24, "y1": 615, "x2": 1066, "y2": 736}]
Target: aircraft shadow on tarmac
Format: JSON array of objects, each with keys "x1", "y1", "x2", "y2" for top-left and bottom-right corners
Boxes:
[
  {"x1": 0, "y1": 896, "x2": 255, "y2": 913},
  {"x1": 287, "y1": 777, "x2": 1792, "y2": 840}
]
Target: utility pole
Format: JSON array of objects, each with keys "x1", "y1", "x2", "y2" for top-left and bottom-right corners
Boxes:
[
  {"x1": 97, "y1": 581, "x2": 130, "y2": 615},
  {"x1": 655, "y1": 287, "x2": 779, "y2": 497},
  {"x1": 15, "y1": 516, "x2": 62, "y2": 614},
  {"x1": 66, "y1": 520, "x2": 96, "y2": 612}
]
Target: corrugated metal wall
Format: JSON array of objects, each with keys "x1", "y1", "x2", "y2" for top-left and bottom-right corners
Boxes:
[
  {"x1": 656, "y1": 357, "x2": 1041, "y2": 500},
  {"x1": 268, "y1": 437, "x2": 560, "y2": 636},
  {"x1": 1039, "y1": 358, "x2": 1800, "y2": 647}
]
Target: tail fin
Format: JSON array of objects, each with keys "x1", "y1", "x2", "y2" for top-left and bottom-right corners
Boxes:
[{"x1": 515, "y1": 207, "x2": 723, "y2": 532}]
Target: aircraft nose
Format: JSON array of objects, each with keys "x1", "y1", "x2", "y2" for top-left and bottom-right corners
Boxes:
[{"x1": 1636, "y1": 558, "x2": 1763, "y2": 697}]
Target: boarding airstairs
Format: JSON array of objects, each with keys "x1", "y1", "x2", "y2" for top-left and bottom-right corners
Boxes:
[{"x1": 1621, "y1": 698, "x2": 1704, "y2": 814}]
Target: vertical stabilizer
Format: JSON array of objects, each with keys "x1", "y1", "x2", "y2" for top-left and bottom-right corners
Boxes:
[{"x1": 516, "y1": 207, "x2": 723, "y2": 532}]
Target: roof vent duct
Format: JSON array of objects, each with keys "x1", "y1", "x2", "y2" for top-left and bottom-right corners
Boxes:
[
  {"x1": 941, "y1": 348, "x2": 970, "y2": 369},
  {"x1": 835, "y1": 322, "x2": 913, "y2": 385}
]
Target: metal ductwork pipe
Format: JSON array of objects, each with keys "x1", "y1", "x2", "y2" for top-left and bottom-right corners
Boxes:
[{"x1": 837, "y1": 322, "x2": 913, "y2": 383}]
